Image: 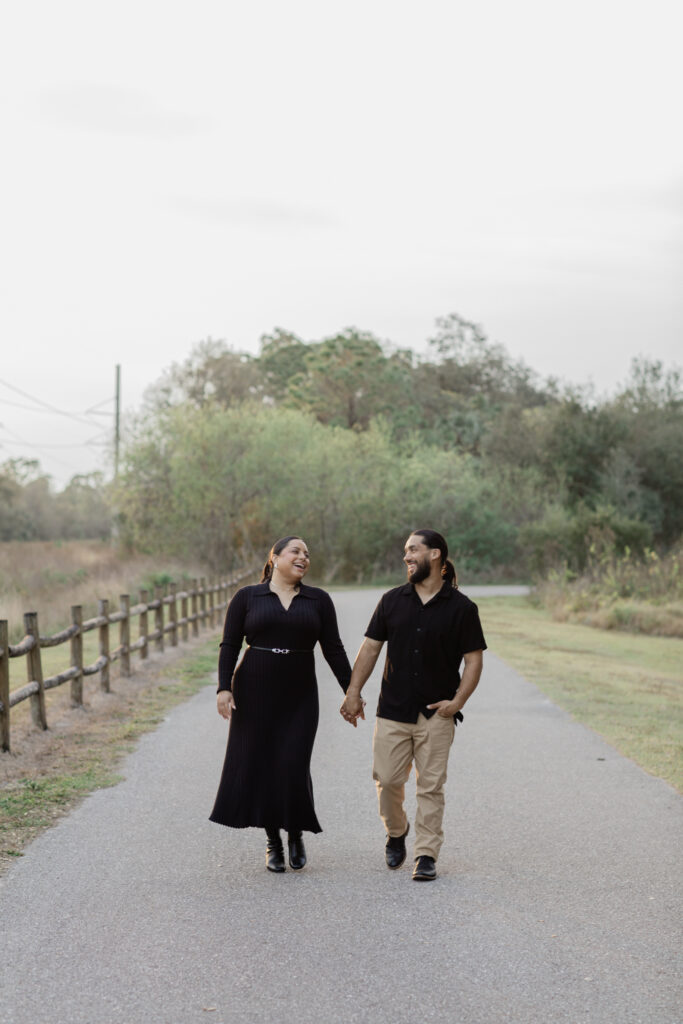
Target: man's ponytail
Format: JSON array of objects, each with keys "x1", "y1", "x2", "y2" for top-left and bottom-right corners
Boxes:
[{"x1": 441, "y1": 558, "x2": 457, "y2": 588}]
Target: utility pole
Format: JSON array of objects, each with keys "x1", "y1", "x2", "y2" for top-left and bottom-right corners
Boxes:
[
  {"x1": 111, "y1": 364, "x2": 121, "y2": 545},
  {"x1": 114, "y1": 364, "x2": 121, "y2": 479}
]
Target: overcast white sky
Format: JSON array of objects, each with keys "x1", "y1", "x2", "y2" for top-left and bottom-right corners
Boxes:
[{"x1": 1, "y1": 0, "x2": 681, "y2": 488}]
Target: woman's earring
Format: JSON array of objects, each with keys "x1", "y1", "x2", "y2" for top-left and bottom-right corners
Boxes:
[{"x1": 274, "y1": 562, "x2": 278, "y2": 569}]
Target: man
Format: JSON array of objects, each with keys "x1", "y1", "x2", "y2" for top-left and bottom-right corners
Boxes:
[{"x1": 340, "y1": 529, "x2": 486, "y2": 881}]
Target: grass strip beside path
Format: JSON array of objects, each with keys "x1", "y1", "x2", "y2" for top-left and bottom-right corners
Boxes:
[
  {"x1": 0, "y1": 638, "x2": 219, "y2": 875},
  {"x1": 478, "y1": 596, "x2": 683, "y2": 792}
]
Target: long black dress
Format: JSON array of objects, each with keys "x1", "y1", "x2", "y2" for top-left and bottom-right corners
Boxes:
[{"x1": 209, "y1": 582, "x2": 351, "y2": 833}]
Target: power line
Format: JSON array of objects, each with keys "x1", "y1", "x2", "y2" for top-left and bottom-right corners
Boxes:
[
  {"x1": 0, "y1": 396, "x2": 116, "y2": 421},
  {"x1": 0, "y1": 434, "x2": 84, "y2": 474},
  {"x1": 0, "y1": 376, "x2": 109, "y2": 429},
  {"x1": 0, "y1": 421, "x2": 107, "y2": 475},
  {"x1": 84, "y1": 396, "x2": 116, "y2": 415},
  {"x1": 0, "y1": 397, "x2": 70, "y2": 414},
  {"x1": 0, "y1": 368, "x2": 121, "y2": 481},
  {"x1": 0, "y1": 415, "x2": 110, "y2": 448},
  {"x1": 0, "y1": 437, "x2": 108, "y2": 450}
]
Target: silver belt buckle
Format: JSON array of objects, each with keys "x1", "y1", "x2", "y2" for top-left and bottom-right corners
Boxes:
[{"x1": 273, "y1": 648, "x2": 290, "y2": 654}]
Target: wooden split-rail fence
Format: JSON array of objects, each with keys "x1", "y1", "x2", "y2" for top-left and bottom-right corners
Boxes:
[{"x1": 0, "y1": 568, "x2": 255, "y2": 753}]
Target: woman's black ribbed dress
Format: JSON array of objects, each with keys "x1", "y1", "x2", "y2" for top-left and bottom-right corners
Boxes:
[{"x1": 209, "y1": 582, "x2": 351, "y2": 833}]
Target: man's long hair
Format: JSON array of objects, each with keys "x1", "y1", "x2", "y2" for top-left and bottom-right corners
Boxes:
[{"x1": 411, "y1": 528, "x2": 458, "y2": 588}]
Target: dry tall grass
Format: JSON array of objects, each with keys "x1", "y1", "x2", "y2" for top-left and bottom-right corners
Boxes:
[
  {"x1": 535, "y1": 545, "x2": 683, "y2": 637},
  {"x1": 0, "y1": 540, "x2": 204, "y2": 643},
  {"x1": 1, "y1": 540, "x2": 248, "y2": 741}
]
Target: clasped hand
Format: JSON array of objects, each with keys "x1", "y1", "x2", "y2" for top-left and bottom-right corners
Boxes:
[{"x1": 339, "y1": 694, "x2": 366, "y2": 728}]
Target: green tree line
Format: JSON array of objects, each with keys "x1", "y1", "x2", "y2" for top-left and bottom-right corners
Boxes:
[
  {"x1": 0, "y1": 459, "x2": 111, "y2": 542},
  {"x1": 114, "y1": 314, "x2": 683, "y2": 581}
]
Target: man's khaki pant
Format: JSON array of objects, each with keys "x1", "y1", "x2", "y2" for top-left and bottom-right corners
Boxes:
[{"x1": 372, "y1": 712, "x2": 456, "y2": 861}]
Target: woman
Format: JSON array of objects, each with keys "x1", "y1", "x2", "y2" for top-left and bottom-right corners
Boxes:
[{"x1": 209, "y1": 535, "x2": 352, "y2": 873}]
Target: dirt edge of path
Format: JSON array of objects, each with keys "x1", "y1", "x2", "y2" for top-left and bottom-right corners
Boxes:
[{"x1": 0, "y1": 633, "x2": 219, "y2": 877}]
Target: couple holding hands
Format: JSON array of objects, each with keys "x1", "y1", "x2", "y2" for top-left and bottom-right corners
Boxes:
[{"x1": 209, "y1": 528, "x2": 486, "y2": 881}]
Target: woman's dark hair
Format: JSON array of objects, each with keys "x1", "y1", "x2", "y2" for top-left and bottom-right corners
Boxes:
[
  {"x1": 260, "y1": 535, "x2": 304, "y2": 583},
  {"x1": 411, "y1": 528, "x2": 458, "y2": 588}
]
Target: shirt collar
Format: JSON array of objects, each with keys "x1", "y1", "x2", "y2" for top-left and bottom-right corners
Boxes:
[
  {"x1": 400, "y1": 580, "x2": 453, "y2": 601},
  {"x1": 253, "y1": 581, "x2": 317, "y2": 599}
]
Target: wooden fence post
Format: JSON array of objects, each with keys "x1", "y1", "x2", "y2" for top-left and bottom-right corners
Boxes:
[
  {"x1": 70, "y1": 606, "x2": 83, "y2": 708},
  {"x1": 0, "y1": 620, "x2": 10, "y2": 751},
  {"x1": 139, "y1": 589, "x2": 149, "y2": 661},
  {"x1": 200, "y1": 578, "x2": 207, "y2": 630},
  {"x1": 24, "y1": 612, "x2": 48, "y2": 729},
  {"x1": 208, "y1": 577, "x2": 215, "y2": 628},
  {"x1": 191, "y1": 580, "x2": 199, "y2": 638},
  {"x1": 154, "y1": 586, "x2": 164, "y2": 653},
  {"x1": 119, "y1": 594, "x2": 130, "y2": 677},
  {"x1": 181, "y1": 587, "x2": 188, "y2": 643},
  {"x1": 169, "y1": 583, "x2": 178, "y2": 647},
  {"x1": 99, "y1": 598, "x2": 110, "y2": 692}
]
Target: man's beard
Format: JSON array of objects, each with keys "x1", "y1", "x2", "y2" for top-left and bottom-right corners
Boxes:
[{"x1": 407, "y1": 558, "x2": 431, "y2": 584}]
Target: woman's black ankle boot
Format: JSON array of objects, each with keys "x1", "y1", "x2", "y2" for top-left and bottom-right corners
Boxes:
[
  {"x1": 287, "y1": 831, "x2": 306, "y2": 870},
  {"x1": 265, "y1": 828, "x2": 285, "y2": 873}
]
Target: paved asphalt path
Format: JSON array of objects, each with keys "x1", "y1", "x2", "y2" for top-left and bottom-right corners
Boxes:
[{"x1": 1, "y1": 587, "x2": 681, "y2": 1024}]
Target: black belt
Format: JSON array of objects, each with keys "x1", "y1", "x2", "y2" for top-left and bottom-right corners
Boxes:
[{"x1": 248, "y1": 645, "x2": 312, "y2": 655}]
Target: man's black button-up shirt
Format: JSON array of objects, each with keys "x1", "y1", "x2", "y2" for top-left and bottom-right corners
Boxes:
[{"x1": 365, "y1": 581, "x2": 487, "y2": 723}]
